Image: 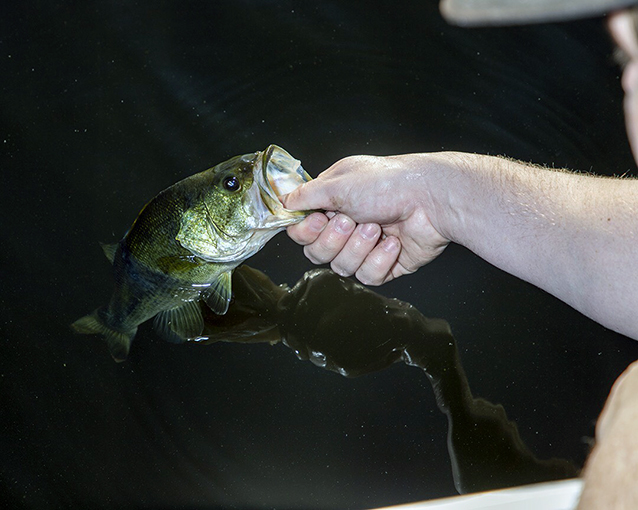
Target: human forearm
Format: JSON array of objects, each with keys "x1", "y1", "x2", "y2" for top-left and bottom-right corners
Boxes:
[{"x1": 422, "y1": 153, "x2": 638, "y2": 339}]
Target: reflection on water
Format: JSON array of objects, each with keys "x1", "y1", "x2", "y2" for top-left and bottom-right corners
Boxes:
[{"x1": 200, "y1": 266, "x2": 577, "y2": 494}]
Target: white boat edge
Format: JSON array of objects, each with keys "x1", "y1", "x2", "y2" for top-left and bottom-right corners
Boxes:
[{"x1": 371, "y1": 478, "x2": 584, "y2": 510}]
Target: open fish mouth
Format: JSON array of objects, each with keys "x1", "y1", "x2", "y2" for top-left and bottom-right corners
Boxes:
[{"x1": 253, "y1": 144, "x2": 312, "y2": 226}]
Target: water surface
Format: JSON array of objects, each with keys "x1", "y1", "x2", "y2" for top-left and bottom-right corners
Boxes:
[{"x1": 2, "y1": 1, "x2": 638, "y2": 508}]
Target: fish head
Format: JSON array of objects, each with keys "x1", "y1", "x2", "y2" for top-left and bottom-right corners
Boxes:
[{"x1": 176, "y1": 145, "x2": 312, "y2": 263}]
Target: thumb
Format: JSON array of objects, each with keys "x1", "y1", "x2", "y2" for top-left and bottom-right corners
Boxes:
[{"x1": 280, "y1": 178, "x2": 337, "y2": 212}]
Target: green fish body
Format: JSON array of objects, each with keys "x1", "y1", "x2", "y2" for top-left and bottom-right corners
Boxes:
[{"x1": 73, "y1": 145, "x2": 310, "y2": 361}]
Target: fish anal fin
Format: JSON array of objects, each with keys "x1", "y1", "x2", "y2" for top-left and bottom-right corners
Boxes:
[
  {"x1": 153, "y1": 300, "x2": 204, "y2": 344},
  {"x1": 100, "y1": 242, "x2": 119, "y2": 264},
  {"x1": 202, "y1": 271, "x2": 233, "y2": 315},
  {"x1": 71, "y1": 309, "x2": 136, "y2": 362}
]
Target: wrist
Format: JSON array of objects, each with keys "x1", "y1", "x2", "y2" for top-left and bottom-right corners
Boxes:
[{"x1": 398, "y1": 151, "x2": 493, "y2": 245}]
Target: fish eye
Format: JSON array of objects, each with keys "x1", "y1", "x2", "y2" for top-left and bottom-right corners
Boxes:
[{"x1": 222, "y1": 176, "x2": 241, "y2": 192}]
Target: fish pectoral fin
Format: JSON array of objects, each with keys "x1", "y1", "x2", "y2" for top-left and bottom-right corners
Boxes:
[
  {"x1": 71, "y1": 308, "x2": 136, "y2": 362},
  {"x1": 202, "y1": 271, "x2": 233, "y2": 315},
  {"x1": 153, "y1": 300, "x2": 204, "y2": 344},
  {"x1": 100, "y1": 242, "x2": 119, "y2": 264}
]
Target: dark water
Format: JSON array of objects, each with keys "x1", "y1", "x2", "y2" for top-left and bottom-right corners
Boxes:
[{"x1": 2, "y1": 1, "x2": 638, "y2": 508}]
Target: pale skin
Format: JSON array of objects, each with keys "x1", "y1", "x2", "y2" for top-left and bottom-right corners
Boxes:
[{"x1": 282, "y1": 8, "x2": 638, "y2": 507}]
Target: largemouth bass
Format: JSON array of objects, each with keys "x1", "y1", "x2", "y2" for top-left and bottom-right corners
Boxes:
[{"x1": 72, "y1": 145, "x2": 311, "y2": 361}]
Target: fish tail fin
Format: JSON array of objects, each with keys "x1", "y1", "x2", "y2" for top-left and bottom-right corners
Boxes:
[{"x1": 71, "y1": 309, "x2": 137, "y2": 362}]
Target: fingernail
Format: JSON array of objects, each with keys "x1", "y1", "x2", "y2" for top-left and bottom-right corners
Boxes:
[
  {"x1": 308, "y1": 214, "x2": 327, "y2": 232},
  {"x1": 334, "y1": 215, "x2": 355, "y2": 234},
  {"x1": 359, "y1": 223, "x2": 378, "y2": 240},
  {"x1": 382, "y1": 236, "x2": 400, "y2": 252}
]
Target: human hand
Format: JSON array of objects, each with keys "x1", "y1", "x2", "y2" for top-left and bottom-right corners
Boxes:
[{"x1": 281, "y1": 154, "x2": 452, "y2": 285}]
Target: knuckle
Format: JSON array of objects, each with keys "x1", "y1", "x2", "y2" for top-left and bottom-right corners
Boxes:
[
  {"x1": 317, "y1": 229, "x2": 347, "y2": 254},
  {"x1": 367, "y1": 251, "x2": 387, "y2": 270},
  {"x1": 355, "y1": 268, "x2": 383, "y2": 286},
  {"x1": 304, "y1": 244, "x2": 332, "y2": 265},
  {"x1": 330, "y1": 260, "x2": 353, "y2": 277},
  {"x1": 355, "y1": 273, "x2": 382, "y2": 287},
  {"x1": 303, "y1": 246, "x2": 324, "y2": 265}
]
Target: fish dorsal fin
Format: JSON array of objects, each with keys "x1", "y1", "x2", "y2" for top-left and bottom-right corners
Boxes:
[
  {"x1": 202, "y1": 271, "x2": 233, "y2": 315},
  {"x1": 153, "y1": 300, "x2": 204, "y2": 343},
  {"x1": 100, "y1": 242, "x2": 119, "y2": 264}
]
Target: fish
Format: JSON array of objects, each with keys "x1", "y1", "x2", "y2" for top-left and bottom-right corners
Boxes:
[{"x1": 72, "y1": 144, "x2": 311, "y2": 361}]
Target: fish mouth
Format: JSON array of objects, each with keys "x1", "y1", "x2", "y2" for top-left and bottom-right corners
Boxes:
[{"x1": 252, "y1": 144, "x2": 312, "y2": 228}]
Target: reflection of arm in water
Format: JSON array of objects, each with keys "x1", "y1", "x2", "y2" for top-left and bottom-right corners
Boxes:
[{"x1": 201, "y1": 265, "x2": 577, "y2": 493}]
